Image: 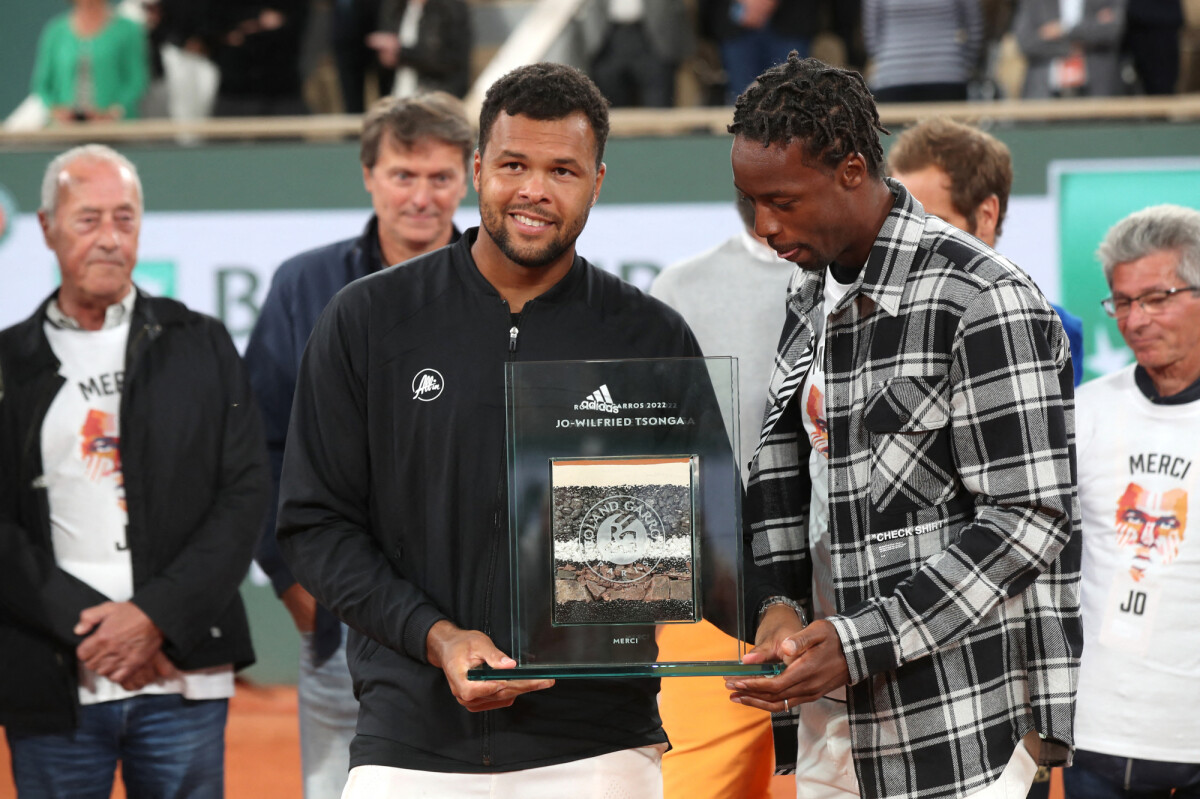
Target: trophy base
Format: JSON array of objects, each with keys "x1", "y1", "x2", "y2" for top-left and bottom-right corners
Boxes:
[{"x1": 466, "y1": 661, "x2": 784, "y2": 680}]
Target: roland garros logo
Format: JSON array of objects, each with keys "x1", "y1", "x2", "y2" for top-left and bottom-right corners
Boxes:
[
  {"x1": 412, "y1": 368, "x2": 443, "y2": 401},
  {"x1": 578, "y1": 495, "x2": 664, "y2": 584}
]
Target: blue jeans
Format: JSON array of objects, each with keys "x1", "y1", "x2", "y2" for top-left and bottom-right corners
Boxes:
[
  {"x1": 6, "y1": 693, "x2": 228, "y2": 799},
  {"x1": 721, "y1": 30, "x2": 811, "y2": 103},
  {"x1": 298, "y1": 627, "x2": 358, "y2": 799},
  {"x1": 1063, "y1": 749, "x2": 1200, "y2": 798}
]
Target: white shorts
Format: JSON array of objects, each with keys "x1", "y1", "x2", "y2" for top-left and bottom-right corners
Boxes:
[
  {"x1": 793, "y1": 698, "x2": 1038, "y2": 799},
  {"x1": 341, "y1": 744, "x2": 667, "y2": 799}
]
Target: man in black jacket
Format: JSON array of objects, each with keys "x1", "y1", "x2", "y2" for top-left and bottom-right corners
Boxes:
[
  {"x1": 212, "y1": 0, "x2": 310, "y2": 116},
  {"x1": 245, "y1": 91, "x2": 471, "y2": 799},
  {"x1": 367, "y1": 0, "x2": 472, "y2": 99},
  {"x1": 278, "y1": 63, "x2": 698, "y2": 796},
  {"x1": 0, "y1": 144, "x2": 268, "y2": 797}
]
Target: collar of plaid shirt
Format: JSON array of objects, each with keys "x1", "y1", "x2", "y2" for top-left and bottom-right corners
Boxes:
[{"x1": 754, "y1": 178, "x2": 922, "y2": 458}]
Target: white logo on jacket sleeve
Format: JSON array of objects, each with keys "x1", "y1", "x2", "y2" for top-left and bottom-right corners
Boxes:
[{"x1": 412, "y1": 368, "x2": 444, "y2": 401}]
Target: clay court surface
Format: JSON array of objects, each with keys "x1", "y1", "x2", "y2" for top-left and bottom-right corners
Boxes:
[
  {"x1": 0, "y1": 682, "x2": 302, "y2": 799},
  {"x1": 0, "y1": 680, "x2": 790, "y2": 799},
  {"x1": 0, "y1": 682, "x2": 1062, "y2": 799}
]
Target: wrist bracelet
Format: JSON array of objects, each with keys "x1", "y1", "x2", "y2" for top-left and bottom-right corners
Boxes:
[{"x1": 757, "y1": 596, "x2": 808, "y2": 628}]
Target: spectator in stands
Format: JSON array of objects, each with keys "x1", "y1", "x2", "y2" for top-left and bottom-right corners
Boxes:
[
  {"x1": 582, "y1": 0, "x2": 694, "y2": 108},
  {"x1": 367, "y1": 0, "x2": 471, "y2": 99},
  {"x1": 333, "y1": 0, "x2": 388, "y2": 112},
  {"x1": 700, "y1": 0, "x2": 819, "y2": 103},
  {"x1": 1067, "y1": 204, "x2": 1200, "y2": 798},
  {"x1": 31, "y1": 0, "x2": 149, "y2": 124},
  {"x1": 244, "y1": 92, "x2": 471, "y2": 799},
  {"x1": 863, "y1": 0, "x2": 983, "y2": 102},
  {"x1": 1014, "y1": 0, "x2": 1127, "y2": 98},
  {"x1": 888, "y1": 117, "x2": 1086, "y2": 386},
  {"x1": 1124, "y1": 0, "x2": 1184, "y2": 95},
  {"x1": 143, "y1": 0, "x2": 221, "y2": 123},
  {"x1": 825, "y1": 0, "x2": 867, "y2": 72},
  {"x1": 212, "y1": 0, "x2": 310, "y2": 116},
  {"x1": 974, "y1": 0, "x2": 1017, "y2": 99}
]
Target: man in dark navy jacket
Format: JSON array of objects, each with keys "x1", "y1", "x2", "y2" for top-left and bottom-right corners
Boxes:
[{"x1": 243, "y1": 91, "x2": 471, "y2": 799}]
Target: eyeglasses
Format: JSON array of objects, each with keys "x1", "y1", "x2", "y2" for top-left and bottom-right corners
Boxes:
[{"x1": 1100, "y1": 286, "x2": 1200, "y2": 318}]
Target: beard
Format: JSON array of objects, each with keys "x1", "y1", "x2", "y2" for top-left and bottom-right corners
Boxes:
[{"x1": 480, "y1": 201, "x2": 590, "y2": 269}]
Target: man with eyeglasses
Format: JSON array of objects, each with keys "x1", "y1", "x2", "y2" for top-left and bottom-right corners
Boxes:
[{"x1": 1069, "y1": 204, "x2": 1200, "y2": 798}]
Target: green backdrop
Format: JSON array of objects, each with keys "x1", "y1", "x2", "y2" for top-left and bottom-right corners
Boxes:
[{"x1": 1057, "y1": 160, "x2": 1200, "y2": 381}]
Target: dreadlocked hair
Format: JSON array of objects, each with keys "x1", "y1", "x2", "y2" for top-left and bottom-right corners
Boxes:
[{"x1": 729, "y1": 53, "x2": 890, "y2": 179}]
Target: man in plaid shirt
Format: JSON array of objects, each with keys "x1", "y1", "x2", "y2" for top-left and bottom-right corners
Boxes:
[{"x1": 724, "y1": 55, "x2": 1082, "y2": 799}]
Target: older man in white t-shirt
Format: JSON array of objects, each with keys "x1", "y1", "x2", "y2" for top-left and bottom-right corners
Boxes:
[
  {"x1": 1070, "y1": 204, "x2": 1200, "y2": 797},
  {"x1": 0, "y1": 144, "x2": 268, "y2": 798}
]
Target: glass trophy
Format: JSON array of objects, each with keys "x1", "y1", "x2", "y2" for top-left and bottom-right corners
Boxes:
[{"x1": 468, "y1": 357, "x2": 780, "y2": 680}]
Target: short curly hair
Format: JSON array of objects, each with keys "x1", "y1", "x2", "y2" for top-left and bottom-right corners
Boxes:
[
  {"x1": 729, "y1": 53, "x2": 889, "y2": 179},
  {"x1": 478, "y1": 62, "x2": 610, "y2": 170},
  {"x1": 888, "y1": 118, "x2": 1012, "y2": 238}
]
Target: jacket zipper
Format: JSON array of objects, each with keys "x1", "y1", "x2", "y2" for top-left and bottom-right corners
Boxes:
[
  {"x1": 481, "y1": 301, "x2": 536, "y2": 766},
  {"x1": 481, "y1": 301, "x2": 524, "y2": 766},
  {"x1": 490, "y1": 302, "x2": 524, "y2": 640}
]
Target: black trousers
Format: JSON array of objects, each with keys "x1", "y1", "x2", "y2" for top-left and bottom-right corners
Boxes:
[
  {"x1": 1125, "y1": 24, "x2": 1180, "y2": 95},
  {"x1": 872, "y1": 82, "x2": 968, "y2": 103},
  {"x1": 590, "y1": 23, "x2": 675, "y2": 108}
]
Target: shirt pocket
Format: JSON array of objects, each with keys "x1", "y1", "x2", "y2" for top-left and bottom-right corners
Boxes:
[{"x1": 863, "y1": 375, "x2": 955, "y2": 514}]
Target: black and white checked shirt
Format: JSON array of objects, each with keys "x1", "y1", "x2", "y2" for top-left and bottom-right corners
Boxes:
[{"x1": 743, "y1": 180, "x2": 1082, "y2": 798}]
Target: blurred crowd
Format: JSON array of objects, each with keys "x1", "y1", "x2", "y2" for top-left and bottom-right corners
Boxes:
[{"x1": 6, "y1": 0, "x2": 1200, "y2": 130}]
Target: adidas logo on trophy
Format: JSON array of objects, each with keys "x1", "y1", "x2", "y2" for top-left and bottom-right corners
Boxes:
[{"x1": 575, "y1": 384, "x2": 620, "y2": 414}]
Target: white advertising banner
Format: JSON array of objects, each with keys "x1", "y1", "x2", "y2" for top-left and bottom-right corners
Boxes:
[{"x1": 0, "y1": 198, "x2": 1057, "y2": 349}]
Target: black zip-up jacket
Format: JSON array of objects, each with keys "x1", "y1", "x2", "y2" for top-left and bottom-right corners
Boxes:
[
  {"x1": 278, "y1": 231, "x2": 703, "y2": 772},
  {"x1": 0, "y1": 291, "x2": 269, "y2": 732}
]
